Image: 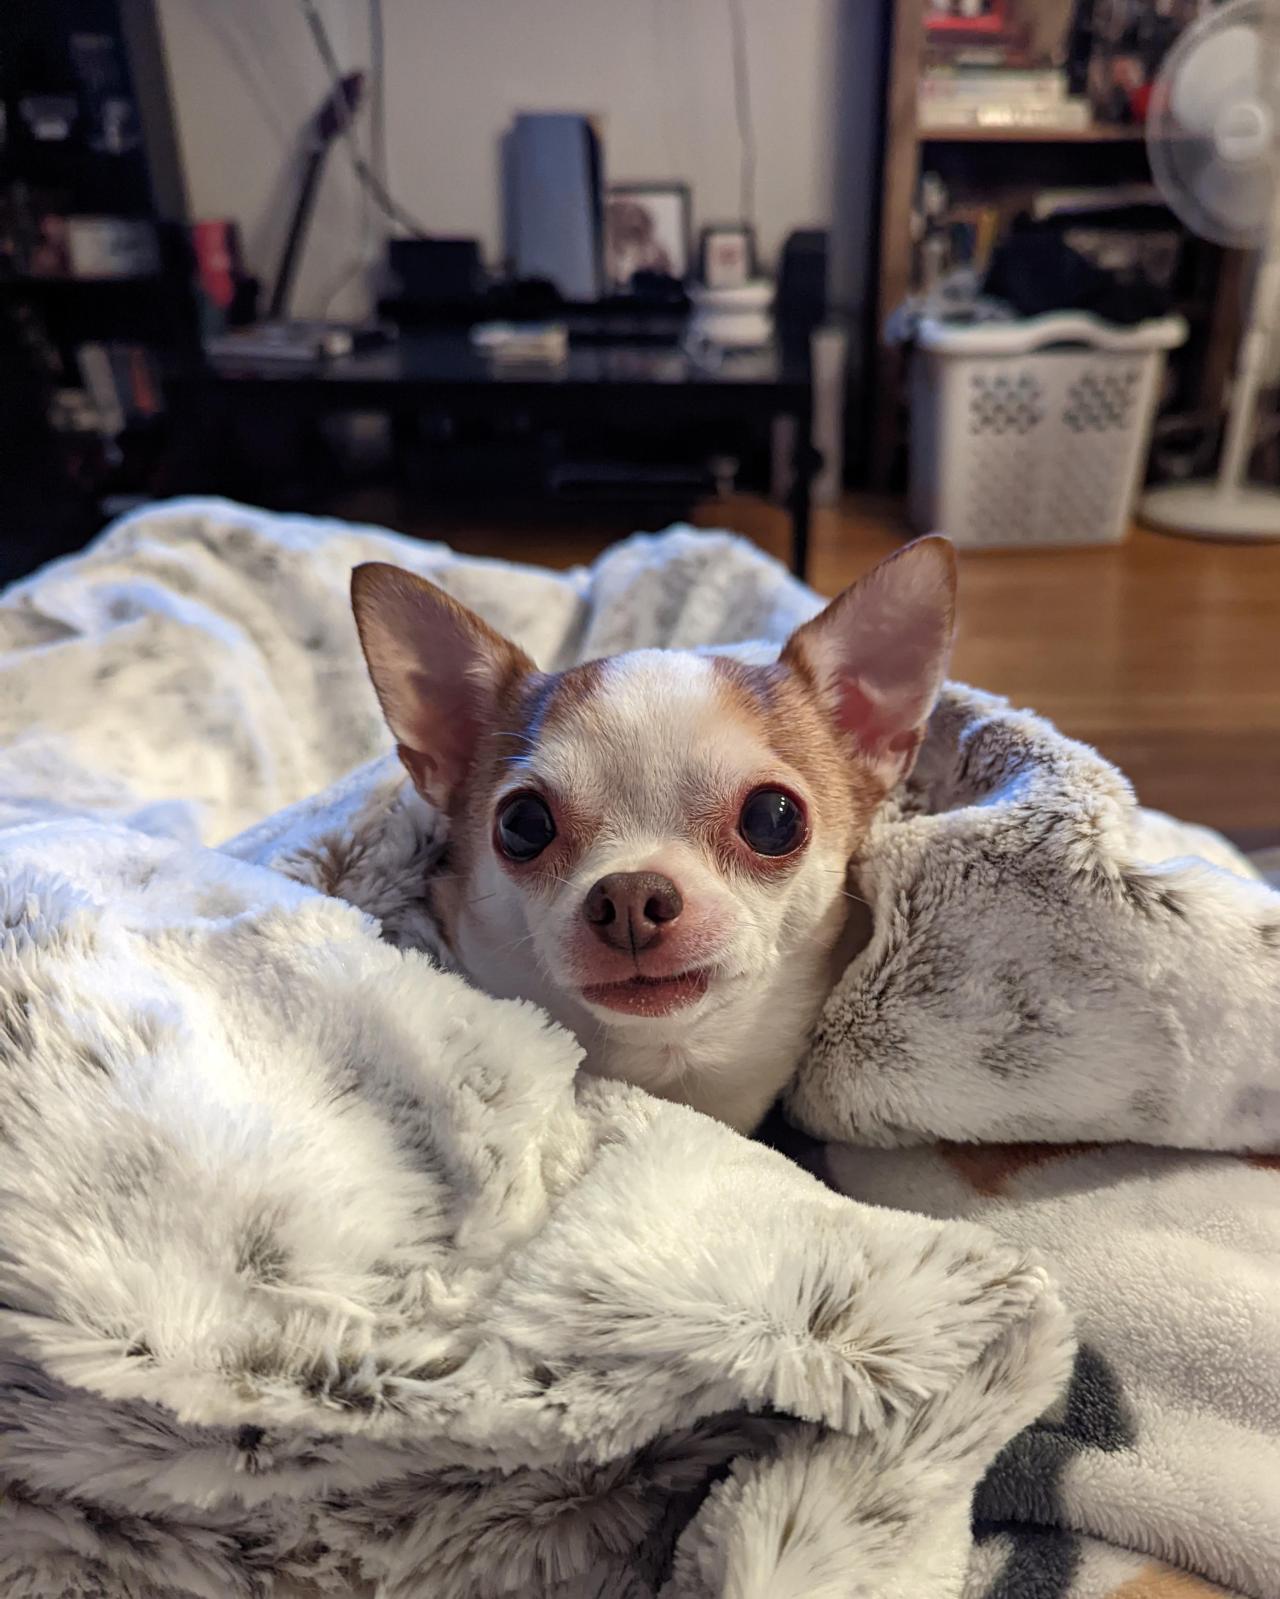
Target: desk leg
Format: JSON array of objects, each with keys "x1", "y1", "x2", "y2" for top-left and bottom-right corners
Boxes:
[
  {"x1": 786, "y1": 401, "x2": 816, "y2": 582},
  {"x1": 161, "y1": 384, "x2": 230, "y2": 497},
  {"x1": 390, "y1": 406, "x2": 414, "y2": 495}
]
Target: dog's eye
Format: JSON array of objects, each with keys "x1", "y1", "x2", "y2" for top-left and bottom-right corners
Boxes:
[
  {"x1": 497, "y1": 794, "x2": 556, "y2": 862},
  {"x1": 739, "y1": 788, "x2": 806, "y2": 857}
]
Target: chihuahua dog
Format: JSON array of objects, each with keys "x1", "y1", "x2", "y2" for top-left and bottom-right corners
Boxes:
[{"x1": 352, "y1": 537, "x2": 956, "y2": 1132}]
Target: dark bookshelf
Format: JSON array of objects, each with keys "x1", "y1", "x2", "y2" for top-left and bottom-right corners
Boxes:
[{"x1": 0, "y1": 0, "x2": 197, "y2": 579}]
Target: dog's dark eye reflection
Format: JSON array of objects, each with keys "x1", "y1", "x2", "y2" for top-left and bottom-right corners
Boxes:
[
  {"x1": 739, "y1": 789, "x2": 806, "y2": 857},
  {"x1": 497, "y1": 794, "x2": 556, "y2": 861}
]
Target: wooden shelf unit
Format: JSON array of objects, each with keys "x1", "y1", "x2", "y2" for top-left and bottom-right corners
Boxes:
[
  {"x1": 868, "y1": 0, "x2": 1233, "y2": 491},
  {"x1": 919, "y1": 124, "x2": 1146, "y2": 143}
]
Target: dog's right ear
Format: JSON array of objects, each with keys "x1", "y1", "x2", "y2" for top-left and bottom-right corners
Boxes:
[{"x1": 351, "y1": 563, "x2": 535, "y2": 810}]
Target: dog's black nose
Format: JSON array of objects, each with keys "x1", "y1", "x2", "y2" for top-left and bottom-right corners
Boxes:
[{"x1": 583, "y1": 872, "x2": 683, "y2": 952}]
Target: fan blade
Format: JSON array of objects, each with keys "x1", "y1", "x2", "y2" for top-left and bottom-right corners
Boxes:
[
  {"x1": 1156, "y1": 134, "x2": 1266, "y2": 247},
  {"x1": 1170, "y1": 23, "x2": 1261, "y2": 135},
  {"x1": 1197, "y1": 163, "x2": 1274, "y2": 237}
]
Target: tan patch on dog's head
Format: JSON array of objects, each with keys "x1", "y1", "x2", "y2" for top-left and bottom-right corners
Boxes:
[
  {"x1": 429, "y1": 659, "x2": 611, "y2": 938},
  {"x1": 709, "y1": 656, "x2": 888, "y2": 864}
]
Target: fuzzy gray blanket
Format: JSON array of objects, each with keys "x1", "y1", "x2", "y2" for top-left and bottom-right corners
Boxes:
[{"x1": 1, "y1": 500, "x2": 1277, "y2": 1599}]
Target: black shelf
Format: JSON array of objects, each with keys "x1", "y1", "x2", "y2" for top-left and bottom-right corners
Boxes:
[
  {"x1": 0, "y1": 273, "x2": 164, "y2": 291},
  {"x1": 0, "y1": 0, "x2": 195, "y2": 565}
]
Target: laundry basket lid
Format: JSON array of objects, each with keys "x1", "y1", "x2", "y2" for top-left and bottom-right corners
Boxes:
[{"x1": 915, "y1": 312, "x2": 1187, "y2": 356}]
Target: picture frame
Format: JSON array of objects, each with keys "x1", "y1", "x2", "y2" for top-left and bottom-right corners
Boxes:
[
  {"x1": 698, "y1": 223, "x2": 757, "y2": 289},
  {"x1": 604, "y1": 182, "x2": 692, "y2": 290}
]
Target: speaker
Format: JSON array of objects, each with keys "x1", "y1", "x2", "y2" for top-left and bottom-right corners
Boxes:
[
  {"x1": 775, "y1": 229, "x2": 829, "y2": 357},
  {"x1": 508, "y1": 113, "x2": 603, "y2": 301},
  {"x1": 387, "y1": 239, "x2": 482, "y2": 305}
]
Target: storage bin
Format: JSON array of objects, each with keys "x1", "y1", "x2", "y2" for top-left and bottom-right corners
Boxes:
[{"x1": 907, "y1": 312, "x2": 1187, "y2": 547}]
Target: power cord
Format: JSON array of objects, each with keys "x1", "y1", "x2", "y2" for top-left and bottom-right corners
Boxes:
[
  {"x1": 369, "y1": 0, "x2": 388, "y2": 194},
  {"x1": 297, "y1": 0, "x2": 429, "y2": 238},
  {"x1": 318, "y1": 0, "x2": 383, "y2": 314},
  {"x1": 726, "y1": 0, "x2": 757, "y2": 225}
]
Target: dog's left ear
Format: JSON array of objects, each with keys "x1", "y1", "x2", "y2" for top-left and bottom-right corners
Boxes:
[
  {"x1": 351, "y1": 563, "x2": 535, "y2": 810},
  {"x1": 781, "y1": 535, "x2": 956, "y2": 790}
]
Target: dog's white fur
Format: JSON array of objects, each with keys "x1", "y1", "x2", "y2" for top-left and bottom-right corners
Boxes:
[
  {"x1": 453, "y1": 651, "x2": 855, "y2": 1130},
  {"x1": 353, "y1": 539, "x2": 957, "y2": 1132}
]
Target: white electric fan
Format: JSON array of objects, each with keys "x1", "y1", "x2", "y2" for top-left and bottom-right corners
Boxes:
[{"x1": 1141, "y1": 0, "x2": 1280, "y2": 540}]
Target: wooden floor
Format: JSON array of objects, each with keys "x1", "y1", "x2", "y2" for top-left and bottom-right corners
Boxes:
[{"x1": 333, "y1": 489, "x2": 1280, "y2": 837}]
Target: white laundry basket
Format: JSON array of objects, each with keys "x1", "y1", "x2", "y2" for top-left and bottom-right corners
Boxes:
[{"x1": 907, "y1": 312, "x2": 1186, "y2": 547}]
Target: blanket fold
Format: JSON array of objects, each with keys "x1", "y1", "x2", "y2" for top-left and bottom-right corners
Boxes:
[
  {"x1": 791, "y1": 682, "x2": 1279, "y2": 1154},
  {"x1": 0, "y1": 813, "x2": 1070, "y2": 1599},
  {"x1": 2, "y1": 499, "x2": 1277, "y2": 1599}
]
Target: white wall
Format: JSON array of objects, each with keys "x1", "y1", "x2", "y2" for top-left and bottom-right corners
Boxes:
[{"x1": 155, "y1": 0, "x2": 865, "y2": 322}]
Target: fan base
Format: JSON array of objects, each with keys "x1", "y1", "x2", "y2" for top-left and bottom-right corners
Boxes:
[{"x1": 1138, "y1": 481, "x2": 1280, "y2": 542}]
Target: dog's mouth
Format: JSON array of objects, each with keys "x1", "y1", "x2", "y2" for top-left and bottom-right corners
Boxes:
[{"x1": 580, "y1": 967, "x2": 713, "y2": 1017}]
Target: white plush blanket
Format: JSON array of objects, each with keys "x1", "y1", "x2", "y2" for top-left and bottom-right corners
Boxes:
[{"x1": 0, "y1": 500, "x2": 1276, "y2": 1599}]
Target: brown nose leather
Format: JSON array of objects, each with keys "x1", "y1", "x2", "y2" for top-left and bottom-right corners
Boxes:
[{"x1": 583, "y1": 872, "x2": 683, "y2": 952}]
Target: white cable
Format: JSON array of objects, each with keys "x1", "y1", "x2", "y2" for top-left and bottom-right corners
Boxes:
[
  {"x1": 370, "y1": 0, "x2": 388, "y2": 192},
  {"x1": 726, "y1": 0, "x2": 757, "y2": 225},
  {"x1": 318, "y1": 3, "x2": 380, "y2": 315},
  {"x1": 297, "y1": 0, "x2": 429, "y2": 238}
]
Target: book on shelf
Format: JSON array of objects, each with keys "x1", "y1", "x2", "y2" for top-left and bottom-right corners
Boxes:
[
  {"x1": 917, "y1": 59, "x2": 1098, "y2": 131},
  {"x1": 920, "y1": 68, "x2": 1068, "y2": 103},
  {"x1": 926, "y1": 45, "x2": 1028, "y2": 68},
  {"x1": 75, "y1": 342, "x2": 163, "y2": 438},
  {"x1": 918, "y1": 99, "x2": 1093, "y2": 132},
  {"x1": 922, "y1": 23, "x2": 1032, "y2": 71},
  {"x1": 77, "y1": 344, "x2": 125, "y2": 438}
]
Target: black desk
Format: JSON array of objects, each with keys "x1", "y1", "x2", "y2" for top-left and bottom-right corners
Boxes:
[{"x1": 170, "y1": 333, "x2": 816, "y2": 578}]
